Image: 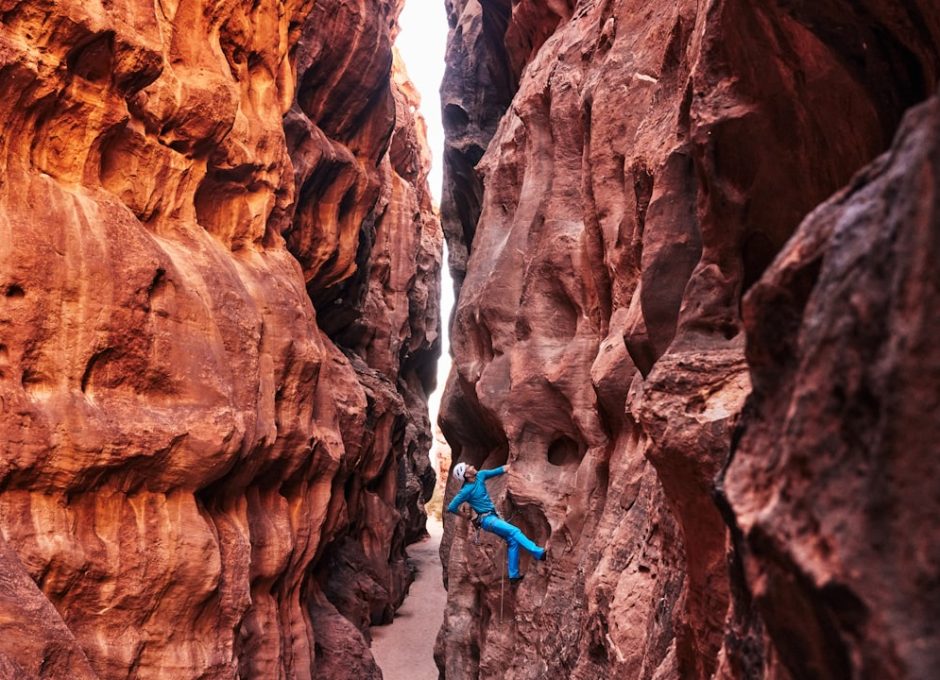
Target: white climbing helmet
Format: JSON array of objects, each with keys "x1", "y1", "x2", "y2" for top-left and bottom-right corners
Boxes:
[{"x1": 452, "y1": 462, "x2": 468, "y2": 482}]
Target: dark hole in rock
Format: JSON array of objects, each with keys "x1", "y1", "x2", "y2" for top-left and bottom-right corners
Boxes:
[
  {"x1": 443, "y1": 103, "x2": 470, "y2": 129},
  {"x1": 365, "y1": 474, "x2": 383, "y2": 493},
  {"x1": 66, "y1": 32, "x2": 115, "y2": 83},
  {"x1": 588, "y1": 627, "x2": 609, "y2": 664},
  {"x1": 5, "y1": 284, "x2": 24, "y2": 298},
  {"x1": 547, "y1": 435, "x2": 581, "y2": 467},
  {"x1": 504, "y1": 498, "x2": 552, "y2": 555},
  {"x1": 21, "y1": 368, "x2": 43, "y2": 389},
  {"x1": 338, "y1": 186, "x2": 358, "y2": 222},
  {"x1": 81, "y1": 348, "x2": 114, "y2": 394},
  {"x1": 465, "y1": 143, "x2": 485, "y2": 166}
]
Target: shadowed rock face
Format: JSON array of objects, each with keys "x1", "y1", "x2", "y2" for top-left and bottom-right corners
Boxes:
[
  {"x1": 0, "y1": 0, "x2": 439, "y2": 677},
  {"x1": 437, "y1": 1, "x2": 939, "y2": 678},
  {"x1": 723, "y1": 93, "x2": 940, "y2": 680}
]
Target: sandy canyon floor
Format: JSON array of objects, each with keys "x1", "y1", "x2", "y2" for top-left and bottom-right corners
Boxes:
[{"x1": 372, "y1": 520, "x2": 446, "y2": 679}]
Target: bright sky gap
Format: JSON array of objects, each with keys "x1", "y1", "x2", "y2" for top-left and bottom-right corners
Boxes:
[{"x1": 397, "y1": 2, "x2": 454, "y2": 436}]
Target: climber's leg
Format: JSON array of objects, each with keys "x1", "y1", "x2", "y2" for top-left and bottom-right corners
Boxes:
[
  {"x1": 510, "y1": 524, "x2": 545, "y2": 560},
  {"x1": 506, "y1": 535, "x2": 521, "y2": 579},
  {"x1": 481, "y1": 516, "x2": 545, "y2": 573}
]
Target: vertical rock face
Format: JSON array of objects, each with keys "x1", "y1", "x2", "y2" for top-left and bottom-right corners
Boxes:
[
  {"x1": 438, "y1": 1, "x2": 939, "y2": 678},
  {"x1": 723, "y1": 94, "x2": 940, "y2": 680},
  {"x1": 0, "y1": 0, "x2": 439, "y2": 678}
]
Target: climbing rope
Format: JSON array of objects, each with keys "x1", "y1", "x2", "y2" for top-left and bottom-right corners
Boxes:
[
  {"x1": 469, "y1": 501, "x2": 514, "y2": 624},
  {"x1": 497, "y1": 500, "x2": 512, "y2": 624},
  {"x1": 499, "y1": 547, "x2": 505, "y2": 623}
]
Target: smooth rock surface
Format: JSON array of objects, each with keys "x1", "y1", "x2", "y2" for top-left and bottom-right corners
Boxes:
[
  {"x1": 0, "y1": 0, "x2": 439, "y2": 677},
  {"x1": 437, "y1": 1, "x2": 940, "y2": 678}
]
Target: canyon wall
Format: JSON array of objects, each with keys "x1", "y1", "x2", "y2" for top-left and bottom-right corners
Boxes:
[
  {"x1": 437, "y1": 1, "x2": 939, "y2": 678},
  {"x1": 722, "y1": 92, "x2": 940, "y2": 680},
  {"x1": 0, "y1": 0, "x2": 439, "y2": 678}
]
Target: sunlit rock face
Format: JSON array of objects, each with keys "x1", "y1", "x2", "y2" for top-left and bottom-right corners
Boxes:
[
  {"x1": 0, "y1": 0, "x2": 439, "y2": 677},
  {"x1": 437, "y1": 1, "x2": 939, "y2": 678}
]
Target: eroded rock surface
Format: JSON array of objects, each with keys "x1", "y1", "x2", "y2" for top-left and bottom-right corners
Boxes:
[
  {"x1": 722, "y1": 93, "x2": 940, "y2": 680},
  {"x1": 437, "y1": 1, "x2": 939, "y2": 678},
  {"x1": 0, "y1": 0, "x2": 439, "y2": 677}
]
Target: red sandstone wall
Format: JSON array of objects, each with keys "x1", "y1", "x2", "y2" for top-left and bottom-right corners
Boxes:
[
  {"x1": 437, "y1": 1, "x2": 940, "y2": 678},
  {"x1": 0, "y1": 0, "x2": 439, "y2": 677},
  {"x1": 722, "y1": 93, "x2": 940, "y2": 680}
]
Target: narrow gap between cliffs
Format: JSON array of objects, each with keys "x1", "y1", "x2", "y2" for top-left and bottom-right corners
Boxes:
[{"x1": 370, "y1": 3, "x2": 452, "y2": 679}]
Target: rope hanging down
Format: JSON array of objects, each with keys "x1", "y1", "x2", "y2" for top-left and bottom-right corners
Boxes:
[{"x1": 500, "y1": 550, "x2": 505, "y2": 623}]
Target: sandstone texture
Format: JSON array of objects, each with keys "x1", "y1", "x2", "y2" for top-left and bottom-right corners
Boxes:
[
  {"x1": 0, "y1": 0, "x2": 439, "y2": 678},
  {"x1": 722, "y1": 93, "x2": 940, "y2": 680},
  {"x1": 437, "y1": 1, "x2": 940, "y2": 678}
]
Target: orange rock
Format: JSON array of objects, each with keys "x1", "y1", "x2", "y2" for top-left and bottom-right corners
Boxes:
[{"x1": 0, "y1": 0, "x2": 439, "y2": 676}]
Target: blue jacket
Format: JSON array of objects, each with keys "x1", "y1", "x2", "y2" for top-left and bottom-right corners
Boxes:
[{"x1": 447, "y1": 466, "x2": 506, "y2": 515}]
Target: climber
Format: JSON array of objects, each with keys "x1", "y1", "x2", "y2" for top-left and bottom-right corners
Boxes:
[{"x1": 447, "y1": 462, "x2": 546, "y2": 584}]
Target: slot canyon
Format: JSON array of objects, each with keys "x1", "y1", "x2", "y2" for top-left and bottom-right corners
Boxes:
[{"x1": 0, "y1": 1, "x2": 937, "y2": 680}]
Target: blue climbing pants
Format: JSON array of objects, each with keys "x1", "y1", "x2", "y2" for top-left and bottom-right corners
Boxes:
[{"x1": 479, "y1": 515, "x2": 545, "y2": 579}]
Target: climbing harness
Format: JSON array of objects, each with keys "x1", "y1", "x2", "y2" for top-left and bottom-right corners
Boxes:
[
  {"x1": 470, "y1": 509, "x2": 498, "y2": 545},
  {"x1": 472, "y1": 509, "x2": 499, "y2": 528},
  {"x1": 469, "y1": 509, "x2": 483, "y2": 544}
]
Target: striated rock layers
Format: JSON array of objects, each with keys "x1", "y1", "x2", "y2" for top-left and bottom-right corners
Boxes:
[
  {"x1": 437, "y1": 1, "x2": 939, "y2": 679},
  {"x1": 0, "y1": 0, "x2": 439, "y2": 678}
]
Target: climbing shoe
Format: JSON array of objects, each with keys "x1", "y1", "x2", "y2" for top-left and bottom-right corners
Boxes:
[{"x1": 509, "y1": 575, "x2": 524, "y2": 585}]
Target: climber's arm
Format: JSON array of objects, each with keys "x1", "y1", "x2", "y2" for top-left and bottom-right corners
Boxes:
[
  {"x1": 447, "y1": 486, "x2": 471, "y2": 514},
  {"x1": 477, "y1": 465, "x2": 507, "y2": 481}
]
